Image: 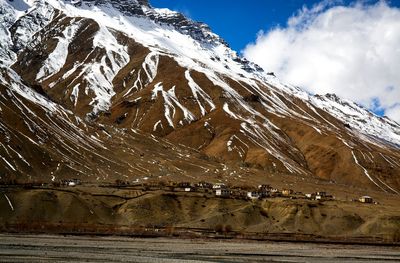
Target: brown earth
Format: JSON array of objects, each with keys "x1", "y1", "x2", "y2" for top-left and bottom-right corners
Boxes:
[{"x1": 1, "y1": 186, "x2": 399, "y2": 243}]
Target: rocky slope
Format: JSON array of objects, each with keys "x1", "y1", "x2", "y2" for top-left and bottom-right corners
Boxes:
[{"x1": 0, "y1": 0, "x2": 399, "y2": 194}]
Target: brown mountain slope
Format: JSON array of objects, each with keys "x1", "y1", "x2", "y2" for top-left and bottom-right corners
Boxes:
[{"x1": 0, "y1": 0, "x2": 399, "y2": 195}]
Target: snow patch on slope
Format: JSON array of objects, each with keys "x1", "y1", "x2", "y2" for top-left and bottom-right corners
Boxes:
[
  {"x1": 70, "y1": 83, "x2": 80, "y2": 106},
  {"x1": 185, "y1": 70, "x2": 215, "y2": 116},
  {"x1": 37, "y1": 20, "x2": 81, "y2": 80},
  {"x1": 152, "y1": 82, "x2": 196, "y2": 128},
  {"x1": 82, "y1": 25, "x2": 130, "y2": 114},
  {"x1": 142, "y1": 51, "x2": 159, "y2": 85}
]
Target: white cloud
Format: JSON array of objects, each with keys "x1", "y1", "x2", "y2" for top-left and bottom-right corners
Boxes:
[
  {"x1": 243, "y1": 1, "x2": 400, "y2": 123},
  {"x1": 386, "y1": 104, "x2": 400, "y2": 122}
]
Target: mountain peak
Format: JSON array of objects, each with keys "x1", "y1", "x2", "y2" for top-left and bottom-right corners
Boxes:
[{"x1": 65, "y1": 0, "x2": 228, "y2": 47}]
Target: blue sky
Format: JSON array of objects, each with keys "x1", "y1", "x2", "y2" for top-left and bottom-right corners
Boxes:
[{"x1": 149, "y1": 0, "x2": 399, "y2": 52}]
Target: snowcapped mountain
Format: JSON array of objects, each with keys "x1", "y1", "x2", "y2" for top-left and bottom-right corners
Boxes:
[{"x1": 0, "y1": 0, "x2": 399, "y2": 194}]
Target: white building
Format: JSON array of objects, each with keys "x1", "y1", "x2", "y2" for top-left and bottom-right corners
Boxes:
[{"x1": 359, "y1": 196, "x2": 373, "y2": 203}]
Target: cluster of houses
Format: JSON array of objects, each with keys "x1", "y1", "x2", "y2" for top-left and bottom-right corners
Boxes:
[
  {"x1": 212, "y1": 183, "x2": 337, "y2": 201},
  {"x1": 170, "y1": 182, "x2": 374, "y2": 203},
  {"x1": 158, "y1": 181, "x2": 281, "y2": 199},
  {"x1": 304, "y1": 191, "x2": 334, "y2": 201},
  {"x1": 214, "y1": 183, "x2": 281, "y2": 199},
  {"x1": 172, "y1": 182, "x2": 303, "y2": 200},
  {"x1": 137, "y1": 180, "x2": 338, "y2": 201},
  {"x1": 60, "y1": 179, "x2": 374, "y2": 203},
  {"x1": 245, "y1": 185, "x2": 281, "y2": 199}
]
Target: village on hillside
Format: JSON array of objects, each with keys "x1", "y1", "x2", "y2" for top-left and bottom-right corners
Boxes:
[{"x1": 35, "y1": 179, "x2": 377, "y2": 204}]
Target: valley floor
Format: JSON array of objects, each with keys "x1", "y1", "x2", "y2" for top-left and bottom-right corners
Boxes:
[{"x1": 0, "y1": 234, "x2": 399, "y2": 263}]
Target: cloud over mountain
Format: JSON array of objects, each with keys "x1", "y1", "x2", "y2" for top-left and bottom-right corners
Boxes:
[{"x1": 243, "y1": 1, "x2": 400, "y2": 122}]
